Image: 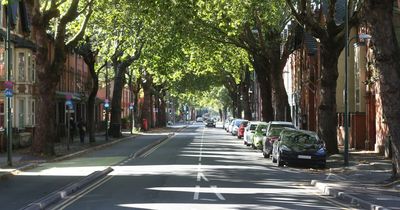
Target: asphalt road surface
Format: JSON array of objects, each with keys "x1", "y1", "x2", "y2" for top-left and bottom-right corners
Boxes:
[{"x1": 52, "y1": 123, "x2": 354, "y2": 210}]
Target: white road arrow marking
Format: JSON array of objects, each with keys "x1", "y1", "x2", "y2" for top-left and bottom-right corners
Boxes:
[
  {"x1": 197, "y1": 172, "x2": 209, "y2": 182},
  {"x1": 211, "y1": 185, "x2": 226, "y2": 200}
]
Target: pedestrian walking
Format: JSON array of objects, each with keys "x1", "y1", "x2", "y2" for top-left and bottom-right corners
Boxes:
[
  {"x1": 77, "y1": 119, "x2": 86, "y2": 143},
  {"x1": 69, "y1": 117, "x2": 75, "y2": 143}
]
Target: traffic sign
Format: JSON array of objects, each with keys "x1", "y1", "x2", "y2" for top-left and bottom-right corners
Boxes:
[
  {"x1": 4, "y1": 88, "x2": 13, "y2": 97},
  {"x1": 4, "y1": 81, "x2": 13, "y2": 89},
  {"x1": 66, "y1": 94, "x2": 73, "y2": 100}
]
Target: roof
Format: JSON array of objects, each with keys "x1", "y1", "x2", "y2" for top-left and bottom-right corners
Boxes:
[{"x1": 269, "y1": 121, "x2": 294, "y2": 125}]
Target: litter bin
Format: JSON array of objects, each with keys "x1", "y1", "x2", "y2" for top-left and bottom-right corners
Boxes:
[{"x1": 142, "y1": 119, "x2": 148, "y2": 131}]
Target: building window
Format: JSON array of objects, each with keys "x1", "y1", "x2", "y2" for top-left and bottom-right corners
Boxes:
[
  {"x1": 28, "y1": 100, "x2": 35, "y2": 126},
  {"x1": 28, "y1": 52, "x2": 35, "y2": 82},
  {"x1": 18, "y1": 99, "x2": 25, "y2": 128},
  {"x1": 18, "y1": 52, "x2": 26, "y2": 81}
]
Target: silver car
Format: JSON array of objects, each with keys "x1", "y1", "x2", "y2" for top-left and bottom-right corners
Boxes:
[{"x1": 244, "y1": 121, "x2": 261, "y2": 146}]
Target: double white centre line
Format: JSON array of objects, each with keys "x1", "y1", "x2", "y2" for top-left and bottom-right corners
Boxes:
[{"x1": 193, "y1": 127, "x2": 225, "y2": 201}]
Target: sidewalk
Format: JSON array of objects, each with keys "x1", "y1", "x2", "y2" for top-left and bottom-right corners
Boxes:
[
  {"x1": 0, "y1": 125, "x2": 185, "y2": 179},
  {"x1": 312, "y1": 150, "x2": 400, "y2": 210}
]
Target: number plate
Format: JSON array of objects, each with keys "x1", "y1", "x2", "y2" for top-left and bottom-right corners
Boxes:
[{"x1": 298, "y1": 155, "x2": 311, "y2": 159}]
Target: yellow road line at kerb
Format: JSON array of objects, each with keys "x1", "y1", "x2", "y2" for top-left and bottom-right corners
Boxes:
[{"x1": 50, "y1": 175, "x2": 113, "y2": 210}]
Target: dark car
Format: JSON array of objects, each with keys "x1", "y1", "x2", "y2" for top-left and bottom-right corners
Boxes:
[
  {"x1": 205, "y1": 119, "x2": 216, "y2": 127},
  {"x1": 262, "y1": 127, "x2": 284, "y2": 158},
  {"x1": 271, "y1": 128, "x2": 327, "y2": 168},
  {"x1": 237, "y1": 121, "x2": 249, "y2": 139}
]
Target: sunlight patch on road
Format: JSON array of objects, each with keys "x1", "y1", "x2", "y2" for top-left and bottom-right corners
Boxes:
[
  {"x1": 17, "y1": 166, "x2": 108, "y2": 176},
  {"x1": 117, "y1": 203, "x2": 270, "y2": 210},
  {"x1": 147, "y1": 186, "x2": 314, "y2": 194},
  {"x1": 109, "y1": 164, "x2": 268, "y2": 176}
]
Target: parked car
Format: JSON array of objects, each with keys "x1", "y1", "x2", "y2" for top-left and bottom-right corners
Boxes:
[
  {"x1": 271, "y1": 128, "x2": 327, "y2": 168},
  {"x1": 244, "y1": 121, "x2": 261, "y2": 146},
  {"x1": 196, "y1": 117, "x2": 203, "y2": 122},
  {"x1": 223, "y1": 119, "x2": 231, "y2": 130},
  {"x1": 231, "y1": 119, "x2": 246, "y2": 136},
  {"x1": 237, "y1": 120, "x2": 249, "y2": 139},
  {"x1": 228, "y1": 119, "x2": 236, "y2": 133},
  {"x1": 262, "y1": 127, "x2": 284, "y2": 158},
  {"x1": 252, "y1": 122, "x2": 268, "y2": 149},
  {"x1": 262, "y1": 121, "x2": 296, "y2": 158},
  {"x1": 205, "y1": 119, "x2": 216, "y2": 127}
]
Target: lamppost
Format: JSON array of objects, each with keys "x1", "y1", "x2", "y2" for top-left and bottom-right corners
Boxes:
[
  {"x1": 129, "y1": 102, "x2": 134, "y2": 134},
  {"x1": 5, "y1": 0, "x2": 13, "y2": 166},
  {"x1": 344, "y1": 28, "x2": 371, "y2": 165},
  {"x1": 104, "y1": 61, "x2": 110, "y2": 141}
]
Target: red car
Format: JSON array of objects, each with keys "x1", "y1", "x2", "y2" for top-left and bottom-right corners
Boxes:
[{"x1": 237, "y1": 121, "x2": 249, "y2": 139}]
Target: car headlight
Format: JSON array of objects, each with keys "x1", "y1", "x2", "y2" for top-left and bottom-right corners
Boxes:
[{"x1": 280, "y1": 145, "x2": 291, "y2": 152}]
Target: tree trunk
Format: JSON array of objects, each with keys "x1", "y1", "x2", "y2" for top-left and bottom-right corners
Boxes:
[
  {"x1": 271, "y1": 62, "x2": 291, "y2": 121},
  {"x1": 31, "y1": 24, "x2": 66, "y2": 155},
  {"x1": 236, "y1": 85, "x2": 242, "y2": 118},
  {"x1": 77, "y1": 43, "x2": 99, "y2": 143},
  {"x1": 319, "y1": 45, "x2": 341, "y2": 154},
  {"x1": 252, "y1": 54, "x2": 274, "y2": 122},
  {"x1": 154, "y1": 94, "x2": 161, "y2": 127},
  {"x1": 109, "y1": 66, "x2": 126, "y2": 137},
  {"x1": 142, "y1": 75, "x2": 152, "y2": 131},
  {"x1": 363, "y1": 0, "x2": 400, "y2": 178},
  {"x1": 86, "y1": 63, "x2": 98, "y2": 143},
  {"x1": 159, "y1": 91, "x2": 167, "y2": 127},
  {"x1": 33, "y1": 85, "x2": 58, "y2": 155},
  {"x1": 242, "y1": 68, "x2": 252, "y2": 120}
]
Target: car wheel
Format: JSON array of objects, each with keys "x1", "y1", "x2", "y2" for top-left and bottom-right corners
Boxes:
[
  {"x1": 251, "y1": 144, "x2": 256, "y2": 149},
  {"x1": 262, "y1": 151, "x2": 270, "y2": 158},
  {"x1": 272, "y1": 156, "x2": 277, "y2": 163},
  {"x1": 318, "y1": 161, "x2": 326, "y2": 169},
  {"x1": 276, "y1": 152, "x2": 284, "y2": 167}
]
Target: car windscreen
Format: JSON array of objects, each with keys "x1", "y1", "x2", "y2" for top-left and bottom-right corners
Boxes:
[
  {"x1": 235, "y1": 120, "x2": 244, "y2": 126},
  {"x1": 282, "y1": 133, "x2": 319, "y2": 144},
  {"x1": 249, "y1": 124, "x2": 258, "y2": 130},
  {"x1": 268, "y1": 128, "x2": 284, "y2": 136},
  {"x1": 256, "y1": 124, "x2": 267, "y2": 131},
  {"x1": 270, "y1": 124, "x2": 295, "y2": 129}
]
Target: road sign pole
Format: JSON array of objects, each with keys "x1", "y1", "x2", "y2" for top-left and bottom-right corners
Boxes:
[
  {"x1": 6, "y1": 1, "x2": 13, "y2": 166},
  {"x1": 67, "y1": 106, "x2": 70, "y2": 151}
]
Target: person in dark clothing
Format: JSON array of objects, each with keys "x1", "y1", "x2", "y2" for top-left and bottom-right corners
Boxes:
[
  {"x1": 77, "y1": 120, "x2": 86, "y2": 143},
  {"x1": 69, "y1": 117, "x2": 75, "y2": 143}
]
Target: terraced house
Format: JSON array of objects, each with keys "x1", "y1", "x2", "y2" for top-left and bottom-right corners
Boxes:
[
  {"x1": 283, "y1": 1, "x2": 400, "y2": 156},
  {"x1": 0, "y1": 1, "x2": 92, "y2": 150}
]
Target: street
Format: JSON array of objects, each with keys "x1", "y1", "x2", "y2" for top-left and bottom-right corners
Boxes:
[
  {"x1": 49, "y1": 123, "x2": 351, "y2": 210},
  {"x1": 0, "y1": 133, "x2": 171, "y2": 210}
]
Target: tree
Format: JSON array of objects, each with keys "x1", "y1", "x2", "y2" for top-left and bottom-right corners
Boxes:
[
  {"x1": 28, "y1": 0, "x2": 93, "y2": 155},
  {"x1": 286, "y1": 0, "x2": 361, "y2": 153},
  {"x1": 361, "y1": 0, "x2": 400, "y2": 178},
  {"x1": 89, "y1": 0, "x2": 145, "y2": 137},
  {"x1": 76, "y1": 37, "x2": 106, "y2": 143}
]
